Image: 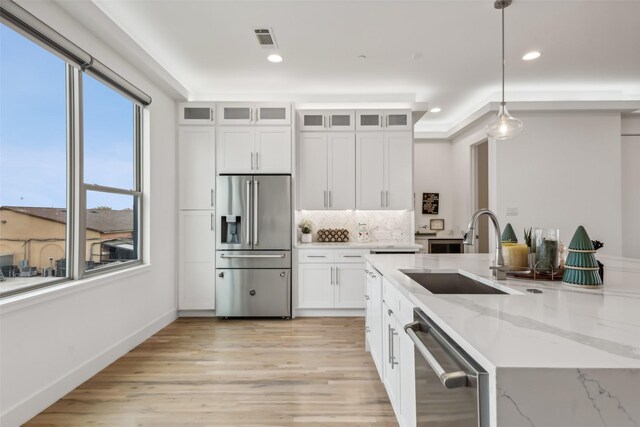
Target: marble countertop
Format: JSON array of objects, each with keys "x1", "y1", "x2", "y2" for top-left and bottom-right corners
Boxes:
[
  {"x1": 366, "y1": 253, "x2": 640, "y2": 370},
  {"x1": 295, "y1": 242, "x2": 423, "y2": 250}
]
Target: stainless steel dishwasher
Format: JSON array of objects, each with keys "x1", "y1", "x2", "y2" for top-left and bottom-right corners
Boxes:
[{"x1": 405, "y1": 308, "x2": 489, "y2": 426}]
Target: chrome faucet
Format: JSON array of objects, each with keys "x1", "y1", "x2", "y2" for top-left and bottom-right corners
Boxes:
[{"x1": 463, "y1": 209, "x2": 508, "y2": 280}]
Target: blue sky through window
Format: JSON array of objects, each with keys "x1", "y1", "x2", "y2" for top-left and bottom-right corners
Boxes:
[
  {"x1": 1, "y1": 24, "x2": 66, "y2": 208},
  {"x1": 1, "y1": 24, "x2": 134, "y2": 210}
]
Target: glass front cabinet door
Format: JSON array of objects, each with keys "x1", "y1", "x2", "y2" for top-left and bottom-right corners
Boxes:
[{"x1": 179, "y1": 102, "x2": 216, "y2": 125}]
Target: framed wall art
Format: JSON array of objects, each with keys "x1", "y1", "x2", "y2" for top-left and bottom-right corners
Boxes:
[{"x1": 422, "y1": 193, "x2": 439, "y2": 214}]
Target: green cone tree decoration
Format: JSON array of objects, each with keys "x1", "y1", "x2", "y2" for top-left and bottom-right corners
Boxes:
[
  {"x1": 562, "y1": 226, "x2": 602, "y2": 288},
  {"x1": 501, "y1": 223, "x2": 518, "y2": 243}
]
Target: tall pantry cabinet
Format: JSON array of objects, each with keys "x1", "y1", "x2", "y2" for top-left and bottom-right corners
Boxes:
[{"x1": 178, "y1": 103, "x2": 216, "y2": 311}]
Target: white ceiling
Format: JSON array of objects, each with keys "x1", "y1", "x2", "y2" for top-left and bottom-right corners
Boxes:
[{"x1": 66, "y1": 0, "x2": 640, "y2": 131}]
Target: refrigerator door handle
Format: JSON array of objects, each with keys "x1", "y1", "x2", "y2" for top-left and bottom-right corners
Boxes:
[
  {"x1": 253, "y1": 179, "x2": 259, "y2": 245},
  {"x1": 246, "y1": 180, "x2": 252, "y2": 244}
]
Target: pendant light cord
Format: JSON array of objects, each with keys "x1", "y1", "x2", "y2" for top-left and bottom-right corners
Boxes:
[{"x1": 502, "y1": 5, "x2": 505, "y2": 105}]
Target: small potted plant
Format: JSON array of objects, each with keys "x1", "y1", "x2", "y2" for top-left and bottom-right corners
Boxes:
[
  {"x1": 592, "y1": 240, "x2": 604, "y2": 281},
  {"x1": 524, "y1": 227, "x2": 535, "y2": 268},
  {"x1": 299, "y1": 219, "x2": 313, "y2": 243}
]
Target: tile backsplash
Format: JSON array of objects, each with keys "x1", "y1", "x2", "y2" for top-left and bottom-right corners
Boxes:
[{"x1": 295, "y1": 210, "x2": 414, "y2": 242}]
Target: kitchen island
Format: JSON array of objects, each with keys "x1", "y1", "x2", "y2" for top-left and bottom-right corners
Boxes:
[{"x1": 365, "y1": 253, "x2": 640, "y2": 427}]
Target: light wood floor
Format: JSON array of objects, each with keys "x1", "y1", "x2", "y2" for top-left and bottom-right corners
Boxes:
[{"x1": 26, "y1": 317, "x2": 398, "y2": 426}]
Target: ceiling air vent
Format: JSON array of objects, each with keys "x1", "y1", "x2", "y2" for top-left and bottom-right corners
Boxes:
[{"x1": 254, "y1": 28, "x2": 278, "y2": 48}]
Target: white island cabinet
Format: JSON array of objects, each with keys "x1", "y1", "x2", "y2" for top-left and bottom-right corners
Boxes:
[
  {"x1": 365, "y1": 261, "x2": 416, "y2": 427},
  {"x1": 366, "y1": 253, "x2": 640, "y2": 427}
]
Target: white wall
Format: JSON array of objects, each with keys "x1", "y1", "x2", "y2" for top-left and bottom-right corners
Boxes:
[
  {"x1": 449, "y1": 110, "x2": 625, "y2": 257},
  {"x1": 449, "y1": 115, "x2": 497, "y2": 237},
  {"x1": 621, "y1": 114, "x2": 640, "y2": 258},
  {"x1": 495, "y1": 111, "x2": 622, "y2": 256},
  {"x1": 0, "y1": 2, "x2": 178, "y2": 426},
  {"x1": 413, "y1": 140, "x2": 455, "y2": 233},
  {"x1": 622, "y1": 136, "x2": 640, "y2": 258}
]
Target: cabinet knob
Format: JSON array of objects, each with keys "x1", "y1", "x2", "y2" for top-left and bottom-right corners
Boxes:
[{"x1": 218, "y1": 272, "x2": 224, "y2": 278}]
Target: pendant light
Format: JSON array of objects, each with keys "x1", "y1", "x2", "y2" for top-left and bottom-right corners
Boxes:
[{"x1": 486, "y1": 0, "x2": 523, "y2": 140}]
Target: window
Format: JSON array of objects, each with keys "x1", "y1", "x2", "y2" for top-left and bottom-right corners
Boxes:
[
  {"x1": 0, "y1": 22, "x2": 144, "y2": 298},
  {"x1": 83, "y1": 75, "x2": 141, "y2": 275},
  {"x1": 0, "y1": 24, "x2": 69, "y2": 294}
]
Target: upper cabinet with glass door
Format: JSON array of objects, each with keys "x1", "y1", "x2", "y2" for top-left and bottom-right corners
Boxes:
[
  {"x1": 356, "y1": 109, "x2": 412, "y2": 131},
  {"x1": 298, "y1": 110, "x2": 355, "y2": 131},
  {"x1": 218, "y1": 102, "x2": 291, "y2": 125},
  {"x1": 179, "y1": 102, "x2": 216, "y2": 125}
]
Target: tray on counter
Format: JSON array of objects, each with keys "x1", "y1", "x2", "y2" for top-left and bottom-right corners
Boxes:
[{"x1": 507, "y1": 267, "x2": 565, "y2": 281}]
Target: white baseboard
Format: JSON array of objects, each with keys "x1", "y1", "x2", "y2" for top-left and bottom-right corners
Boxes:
[
  {"x1": 295, "y1": 308, "x2": 364, "y2": 317},
  {"x1": 1, "y1": 309, "x2": 177, "y2": 427},
  {"x1": 178, "y1": 309, "x2": 216, "y2": 317}
]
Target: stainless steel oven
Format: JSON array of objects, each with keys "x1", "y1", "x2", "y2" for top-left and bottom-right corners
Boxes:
[
  {"x1": 405, "y1": 309, "x2": 489, "y2": 426},
  {"x1": 428, "y1": 238, "x2": 464, "y2": 254}
]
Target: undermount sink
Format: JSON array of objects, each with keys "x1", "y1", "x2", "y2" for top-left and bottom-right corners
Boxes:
[{"x1": 401, "y1": 270, "x2": 512, "y2": 295}]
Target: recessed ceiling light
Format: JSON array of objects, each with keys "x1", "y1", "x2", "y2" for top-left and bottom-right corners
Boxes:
[
  {"x1": 522, "y1": 51, "x2": 541, "y2": 61},
  {"x1": 267, "y1": 54, "x2": 283, "y2": 63},
  {"x1": 358, "y1": 55, "x2": 367, "y2": 60},
  {"x1": 430, "y1": 107, "x2": 442, "y2": 113}
]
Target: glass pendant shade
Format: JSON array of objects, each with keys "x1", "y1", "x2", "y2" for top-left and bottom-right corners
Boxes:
[{"x1": 486, "y1": 103, "x2": 523, "y2": 140}]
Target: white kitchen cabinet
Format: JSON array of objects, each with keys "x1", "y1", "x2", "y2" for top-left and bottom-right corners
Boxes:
[
  {"x1": 298, "y1": 133, "x2": 328, "y2": 209},
  {"x1": 328, "y1": 133, "x2": 356, "y2": 209},
  {"x1": 218, "y1": 102, "x2": 290, "y2": 125},
  {"x1": 298, "y1": 132, "x2": 355, "y2": 210},
  {"x1": 356, "y1": 131, "x2": 412, "y2": 210},
  {"x1": 399, "y1": 321, "x2": 416, "y2": 427},
  {"x1": 217, "y1": 126, "x2": 254, "y2": 173},
  {"x1": 297, "y1": 263, "x2": 366, "y2": 309},
  {"x1": 356, "y1": 110, "x2": 383, "y2": 130},
  {"x1": 217, "y1": 103, "x2": 254, "y2": 125},
  {"x1": 365, "y1": 272, "x2": 417, "y2": 427},
  {"x1": 385, "y1": 132, "x2": 413, "y2": 210},
  {"x1": 385, "y1": 110, "x2": 412, "y2": 131},
  {"x1": 334, "y1": 264, "x2": 366, "y2": 308},
  {"x1": 297, "y1": 263, "x2": 333, "y2": 308},
  {"x1": 255, "y1": 103, "x2": 291, "y2": 125},
  {"x1": 356, "y1": 132, "x2": 385, "y2": 209},
  {"x1": 217, "y1": 126, "x2": 291, "y2": 174},
  {"x1": 366, "y1": 266, "x2": 384, "y2": 378},
  {"x1": 356, "y1": 109, "x2": 412, "y2": 131},
  {"x1": 179, "y1": 102, "x2": 215, "y2": 125},
  {"x1": 179, "y1": 211, "x2": 215, "y2": 310},
  {"x1": 383, "y1": 303, "x2": 402, "y2": 413},
  {"x1": 298, "y1": 110, "x2": 355, "y2": 131},
  {"x1": 365, "y1": 275, "x2": 373, "y2": 350},
  {"x1": 178, "y1": 127, "x2": 216, "y2": 210},
  {"x1": 297, "y1": 249, "x2": 368, "y2": 310},
  {"x1": 254, "y1": 126, "x2": 291, "y2": 173}
]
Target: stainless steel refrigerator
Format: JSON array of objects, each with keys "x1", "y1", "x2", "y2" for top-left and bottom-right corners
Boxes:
[{"x1": 215, "y1": 175, "x2": 291, "y2": 317}]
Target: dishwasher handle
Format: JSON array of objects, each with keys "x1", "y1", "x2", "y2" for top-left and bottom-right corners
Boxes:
[
  {"x1": 220, "y1": 254, "x2": 285, "y2": 259},
  {"x1": 404, "y1": 321, "x2": 469, "y2": 389}
]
